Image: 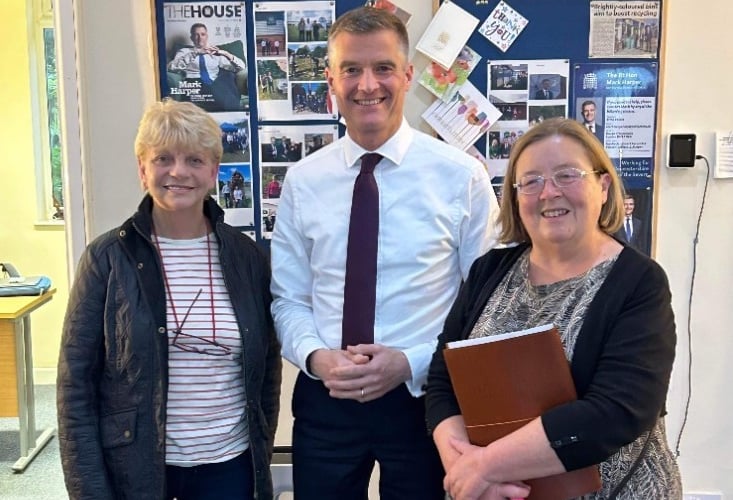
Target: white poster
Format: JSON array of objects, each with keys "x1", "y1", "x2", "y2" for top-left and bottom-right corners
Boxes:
[
  {"x1": 255, "y1": 1, "x2": 337, "y2": 121},
  {"x1": 486, "y1": 59, "x2": 570, "y2": 181},
  {"x1": 259, "y1": 124, "x2": 339, "y2": 239}
]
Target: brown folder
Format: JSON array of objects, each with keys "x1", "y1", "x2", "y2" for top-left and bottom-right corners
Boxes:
[{"x1": 443, "y1": 324, "x2": 601, "y2": 500}]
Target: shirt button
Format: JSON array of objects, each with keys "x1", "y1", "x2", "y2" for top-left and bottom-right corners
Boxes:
[
  {"x1": 158, "y1": 327, "x2": 166, "y2": 334},
  {"x1": 123, "y1": 430, "x2": 131, "y2": 439},
  {"x1": 137, "y1": 262, "x2": 144, "y2": 269}
]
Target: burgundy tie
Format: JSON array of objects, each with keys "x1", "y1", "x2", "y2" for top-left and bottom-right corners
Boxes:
[{"x1": 342, "y1": 153, "x2": 382, "y2": 349}]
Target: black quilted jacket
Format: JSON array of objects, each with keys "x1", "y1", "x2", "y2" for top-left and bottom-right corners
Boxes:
[{"x1": 57, "y1": 195, "x2": 281, "y2": 499}]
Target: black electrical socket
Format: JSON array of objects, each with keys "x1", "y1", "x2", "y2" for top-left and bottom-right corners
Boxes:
[{"x1": 668, "y1": 134, "x2": 696, "y2": 168}]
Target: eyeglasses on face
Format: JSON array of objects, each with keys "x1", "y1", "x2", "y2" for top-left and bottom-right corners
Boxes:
[
  {"x1": 513, "y1": 167, "x2": 600, "y2": 195},
  {"x1": 170, "y1": 288, "x2": 232, "y2": 357}
]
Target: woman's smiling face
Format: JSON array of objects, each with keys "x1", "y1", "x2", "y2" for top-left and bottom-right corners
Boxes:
[{"x1": 515, "y1": 135, "x2": 610, "y2": 248}]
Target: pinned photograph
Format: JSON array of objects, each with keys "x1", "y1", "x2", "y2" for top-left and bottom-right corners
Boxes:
[
  {"x1": 218, "y1": 163, "x2": 254, "y2": 227},
  {"x1": 257, "y1": 59, "x2": 289, "y2": 102},
  {"x1": 287, "y1": 42, "x2": 327, "y2": 82},
  {"x1": 490, "y1": 63, "x2": 528, "y2": 91},
  {"x1": 286, "y1": 7, "x2": 333, "y2": 42},
  {"x1": 210, "y1": 112, "x2": 250, "y2": 163},
  {"x1": 255, "y1": 10, "x2": 286, "y2": 57}
]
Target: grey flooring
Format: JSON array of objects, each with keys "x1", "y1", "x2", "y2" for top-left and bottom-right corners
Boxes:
[{"x1": 0, "y1": 385, "x2": 67, "y2": 499}]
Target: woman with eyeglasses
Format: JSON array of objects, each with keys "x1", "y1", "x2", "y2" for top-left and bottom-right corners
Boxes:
[
  {"x1": 57, "y1": 99, "x2": 281, "y2": 500},
  {"x1": 426, "y1": 118, "x2": 681, "y2": 500}
]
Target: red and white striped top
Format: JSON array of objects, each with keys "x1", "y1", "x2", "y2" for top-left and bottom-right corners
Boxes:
[{"x1": 156, "y1": 233, "x2": 248, "y2": 466}]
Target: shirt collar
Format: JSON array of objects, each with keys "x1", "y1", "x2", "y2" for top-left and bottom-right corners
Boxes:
[{"x1": 343, "y1": 117, "x2": 414, "y2": 169}]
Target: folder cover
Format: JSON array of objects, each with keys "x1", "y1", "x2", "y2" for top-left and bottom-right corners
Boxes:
[{"x1": 443, "y1": 324, "x2": 601, "y2": 499}]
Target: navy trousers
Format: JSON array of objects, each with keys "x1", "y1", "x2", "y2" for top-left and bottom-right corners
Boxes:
[
  {"x1": 292, "y1": 372, "x2": 444, "y2": 500},
  {"x1": 166, "y1": 449, "x2": 253, "y2": 500}
]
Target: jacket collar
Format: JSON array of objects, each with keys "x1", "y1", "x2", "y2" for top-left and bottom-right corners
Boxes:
[{"x1": 128, "y1": 194, "x2": 225, "y2": 239}]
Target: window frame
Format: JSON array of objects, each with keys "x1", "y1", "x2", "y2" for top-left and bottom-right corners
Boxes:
[{"x1": 28, "y1": 0, "x2": 64, "y2": 224}]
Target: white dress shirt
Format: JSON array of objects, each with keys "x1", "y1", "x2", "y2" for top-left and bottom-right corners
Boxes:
[
  {"x1": 271, "y1": 118, "x2": 499, "y2": 396},
  {"x1": 167, "y1": 47, "x2": 245, "y2": 81}
]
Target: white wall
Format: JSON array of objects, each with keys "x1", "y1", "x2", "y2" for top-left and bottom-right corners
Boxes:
[
  {"x1": 657, "y1": 1, "x2": 733, "y2": 495},
  {"x1": 64, "y1": 0, "x2": 733, "y2": 496},
  {"x1": 73, "y1": 0, "x2": 158, "y2": 241}
]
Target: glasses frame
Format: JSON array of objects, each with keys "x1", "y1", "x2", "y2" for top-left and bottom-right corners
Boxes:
[
  {"x1": 169, "y1": 288, "x2": 233, "y2": 357},
  {"x1": 513, "y1": 168, "x2": 600, "y2": 195}
]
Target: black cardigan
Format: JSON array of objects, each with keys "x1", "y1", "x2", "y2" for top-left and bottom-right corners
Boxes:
[{"x1": 425, "y1": 243, "x2": 676, "y2": 471}]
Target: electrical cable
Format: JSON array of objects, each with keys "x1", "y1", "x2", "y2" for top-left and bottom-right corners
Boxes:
[{"x1": 674, "y1": 154, "x2": 710, "y2": 457}]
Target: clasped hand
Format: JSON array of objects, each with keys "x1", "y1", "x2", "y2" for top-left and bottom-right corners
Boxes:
[
  {"x1": 444, "y1": 438, "x2": 531, "y2": 500},
  {"x1": 196, "y1": 46, "x2": 230, "y2": 58},
  {"x1": 309, "y1": 344, "x2": 411, "y2": 402}
]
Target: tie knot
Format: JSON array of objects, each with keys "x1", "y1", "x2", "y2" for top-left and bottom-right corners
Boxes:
[{"x1": 360, "y1": 153, "x2": 382, "y2": 174}]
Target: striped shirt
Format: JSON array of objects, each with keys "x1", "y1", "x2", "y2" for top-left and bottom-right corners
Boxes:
[{"x1": 156, "y1": 233, "x2": 249, "y2": 466}]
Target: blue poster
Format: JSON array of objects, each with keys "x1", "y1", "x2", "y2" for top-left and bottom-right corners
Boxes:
[{"x1": 573, "y1": 62, "x2": 658, "y2": 188}]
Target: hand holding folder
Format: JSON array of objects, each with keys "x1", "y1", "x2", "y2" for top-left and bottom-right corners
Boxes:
[{"x1": 443, "y1": 324, "x2": 601, "y2": 500}]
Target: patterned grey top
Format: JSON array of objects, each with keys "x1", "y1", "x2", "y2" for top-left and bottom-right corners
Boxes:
[{"x1": 468, "y1": 249, "x2": 682, "y2": 499}]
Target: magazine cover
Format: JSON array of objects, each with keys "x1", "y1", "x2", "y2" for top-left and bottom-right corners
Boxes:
[{"x1": 163, "y1": 2, "x2": 249, "y2": 112}]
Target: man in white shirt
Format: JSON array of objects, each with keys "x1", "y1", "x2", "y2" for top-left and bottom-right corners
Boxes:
[
  {"x1": 167, "y1": 23, "x2": 246, "y2": 111},
  {"x1": 220, "y1": 181, "x2": 232, "y2": 208},
  {"x1": 270, "y1": 7, "x2": 498, "y2": 500},
  {"x1": 232, "y1": 185, "x2": 243, "y2": 208}
]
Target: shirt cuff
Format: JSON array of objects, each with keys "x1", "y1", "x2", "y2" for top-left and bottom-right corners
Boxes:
[
  {"x1": 401, "y1": 339, "x2": 439, "y2": 397},
  {"x1": 293, "y1": 336, "x2": 329, "y2": 380}
]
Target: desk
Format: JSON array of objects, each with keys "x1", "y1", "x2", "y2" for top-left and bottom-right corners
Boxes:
[{"x1": 0, "y1": 290, "x2": 56, "y2": 472}]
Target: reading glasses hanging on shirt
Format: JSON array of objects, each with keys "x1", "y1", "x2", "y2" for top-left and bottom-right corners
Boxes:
[{"x1": 170, "y1": 288, "x2": 233, "y2": 357}]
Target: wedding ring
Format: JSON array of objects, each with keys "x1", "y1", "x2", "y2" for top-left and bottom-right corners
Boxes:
[{"x1": 361, "y1": 388, "x2": 365, "y2": 398}]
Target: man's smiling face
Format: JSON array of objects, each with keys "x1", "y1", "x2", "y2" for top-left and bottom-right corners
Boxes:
[{"x1": 325, "y1": 29, "x2": 413, "y2": 150}]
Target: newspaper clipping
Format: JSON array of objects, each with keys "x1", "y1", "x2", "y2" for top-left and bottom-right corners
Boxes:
[{"x1": 589, "y1": 1, "x2": 660, "y2": 58}]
